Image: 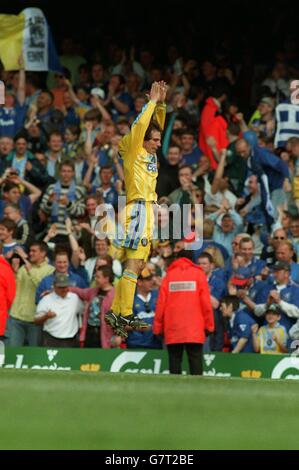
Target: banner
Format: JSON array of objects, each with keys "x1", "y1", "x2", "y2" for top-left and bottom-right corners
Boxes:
[
  {"x1": 0, "y1": 8, "x2": 61, "y2": 71},
  {"x1": 1, "y1": 348, "x2": 299, "y2": 380},
  {"x1": 275, "y1": 102, "x2": 299, "y2": 148}
]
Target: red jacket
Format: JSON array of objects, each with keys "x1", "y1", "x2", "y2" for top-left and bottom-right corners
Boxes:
[
  {"x1": 153, "y1": 257, "x2": 214, "y2": 345},
  {"x1": 0, "y1": 256, "x2": 16, "y2": 336},
  {"x1": 70, "y1": 286, "x2": 115, "y2": 348},
  {"x1": 199, "y1": 97, "x2": 228, "y2": 169}
]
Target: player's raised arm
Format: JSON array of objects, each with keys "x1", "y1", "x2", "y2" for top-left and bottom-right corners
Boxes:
[
  {"x1": 120, "y1": 82, "x2": 161, "y2": 153},
  {"x1": 154, "y1": 81, "x2": 167, "y2": 131}
]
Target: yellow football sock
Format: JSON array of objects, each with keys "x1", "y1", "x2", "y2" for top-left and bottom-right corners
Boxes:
[
  {"x1": 111, "y1": 278, "x2": 122, "y2": 315},
  {"x1": 113, "y1": 269, "x2": 138, "y2": 317}
]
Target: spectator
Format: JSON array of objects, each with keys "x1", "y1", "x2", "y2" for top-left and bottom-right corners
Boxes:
[
  {"x1": 0, "y1": 218, "x2": 18, "y2": 259},
  {"x1": 235, "y1": 134, "x2": 291, "y2": 218},
  {"x1": 204, "y1": 150, "x2": 237, "y2": 209},
  {"x1": 198, "y1": 252, "x2": 226, "y2": 351},
  {"x1": 220, "y1": 295, "x2": 256, "y2": 353},
  {"x1": 0, "y1": 254, "x2": 16, "y2": 341},
  {"x1": 90, "y1": 62, "x2": 105, "y2": 89},
  {"x1": 251, "y1": 304, "x2": 288, "y2": 354},
  {"x1": 9, "y1": 241, "x2": 55, "y2": 346},
  {"x1": 104, "y1": 74, "x2": 133, "y2": 122},
  {"x1": 168, "y1": 165, "x2": 197, "y2": 205},
  {"x1": 261, "y1": 227, "x2": 288, "y2": 267},
  {"x1": 40, "y1": 160, "x2": 86, "y2": 239},
  {"x1": 35, "y1": 250, "x2": 87, "y2": 304},
  {"x1": 3, "y1": 203, "x2": 34, "y2": 248},
  {"x1": 127, "y1": 267, "x2": 162, "y2": 349},
  {"x1": 275, "y1": 241, "x2": 299, "y2": 284},
  {"x1": 249, "y1": 97, "x2": 276, "y2": 138},
  {"x1": 45, "y1": 131, "x2": 64, "y2": 179},
  {"x1": 0, "y1": 136, "x2": 14, "y2": 175},
  {"x1": 289, "y1": 216, "x2": 299, "y2": 259},
  {"x1": 35, "y1": 90, "x2": 65, "y2": 135},
  {"x1": 199, "y1": 80, "x2": 230, "y2": 169},
  {"x1": 0, "y1": 69, "x2": 27, "y2": 138},
  {"x1": 153, "y1": 249, "x2": 214, "y2": 375},
  {"x1": 242, "y1": 261, "x2": 299, "y2": 331},
  {"x1": 35, "y1": 273, "x2": 84, "y2": 348},
  {"x1": 207, "y1": 207, "x2": 243, "y2": 256},
  {"x1": 226, "y1": 237, "x2": 266, "y2": 281},
  {"x1": 70, "y1": 265, "x2": 118, "y2": 348},
  {"x1": 156, "y1": 144, "x2": 181, "y2": 198},
  {"x1": 0, "y1": 178, "x2": 41, "y2": 220},
  {"x1": 180, "y1": 129, "x2": 202, "y2": 170},
  {"x1": 84, "y1": 238, "x2": 121, "y2": 283},
  {"x1": 5, "y1": 135, "x2": 49, "y2": 189}
]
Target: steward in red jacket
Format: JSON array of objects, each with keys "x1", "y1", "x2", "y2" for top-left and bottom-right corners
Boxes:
[
  {"x1": 0, "y1": 256, "x2": 16, "y2": 338},
  {"x1": 153, "y1": 254, "x2": 214, "y2": 374}
]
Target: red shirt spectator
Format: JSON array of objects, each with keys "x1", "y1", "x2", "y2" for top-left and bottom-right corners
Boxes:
[
  {"x1": 199, "y1": 96, "x2": 229, "y2": 169},
  {"x1": 0, "y1": 256, "x2": 16, "y2": 337}
]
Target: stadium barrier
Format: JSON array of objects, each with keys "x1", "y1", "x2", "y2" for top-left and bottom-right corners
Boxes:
[{"x1": 1, "y1": 347, "x2": 299, "y2": 379}]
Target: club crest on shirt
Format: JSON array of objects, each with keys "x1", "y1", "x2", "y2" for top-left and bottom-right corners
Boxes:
[{"x1": 146, "y1": 155, "x2": 157, "y2": 173}]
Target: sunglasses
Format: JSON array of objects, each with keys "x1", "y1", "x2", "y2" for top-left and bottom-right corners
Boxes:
[
  {"x1": 274, "y1": 236, "x2": 286, "y2": 240},
  {"x1": 144, "y1": 302, "x2": 151, "y2": 313}
]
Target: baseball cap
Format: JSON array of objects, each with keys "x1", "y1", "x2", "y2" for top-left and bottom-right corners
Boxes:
[
  {"x1": 139, "y1": 267, "x2": 153, "y2": 280},
  {"x1": 260, "y1": 97, "x2": 274, "y2": 108},
  {"x1": 265, "y1": 303, "x2": 281, "y2": 315},
  {"x1": 91, "y1": 87, "x2": 105, "y2": 99},
  {"x1": 230, "y1": 276, "x2": 252, "y2": 287},
  {"x1": 53, "y1": 273, "x2": 70, "y2": 287},
  {"x1": 272, "y1": 261, "x2": 291, "y2": 272}
]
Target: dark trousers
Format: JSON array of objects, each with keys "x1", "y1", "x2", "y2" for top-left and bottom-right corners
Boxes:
[
  {"x1": 167, "y1": 343, "x2": 203, "y2": 375},
  {"x1": 85, "y1": 325, "x2": 101, "y2": 348},
  {"x1": 42, "y1": 331, "x2": 79, "y2": 348}
]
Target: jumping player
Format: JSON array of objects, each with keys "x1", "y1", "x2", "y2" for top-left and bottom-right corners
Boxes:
[{"x1": 105, "y1": 81, "x2": 167, "y2": 337}]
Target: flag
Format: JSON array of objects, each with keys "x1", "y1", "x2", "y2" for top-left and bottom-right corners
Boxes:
[
  {"x1": 275, "y1": 102, "x2": 299, "y2": 148},
  {"x1": 0, "y1": 7, "x2": 61, "y2": 72}
]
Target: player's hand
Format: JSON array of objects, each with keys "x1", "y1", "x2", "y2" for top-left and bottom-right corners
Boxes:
[
  {"x1": 251, "y1": 324, "x2": 259, "y2": 334},
  {"x1": 149, "y1": 81, "x2": 160, "y2": 102},
  {"x1": 158, "y1": 81, "x2": 168, "y2": 102}
]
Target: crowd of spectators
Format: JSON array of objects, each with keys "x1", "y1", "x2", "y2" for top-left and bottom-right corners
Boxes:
[{"x1": 2, "y1": 28, "x2": 299, "y2": 355}]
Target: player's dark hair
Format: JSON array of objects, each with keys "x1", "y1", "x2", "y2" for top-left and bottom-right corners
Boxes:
[{"x1": 144, "y1": 122, "x2": 162, "y2": 141}]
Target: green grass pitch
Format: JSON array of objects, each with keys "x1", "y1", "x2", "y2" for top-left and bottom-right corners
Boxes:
[{"x1": 1, "y1": 369, "x2": 299, "y2": 450}]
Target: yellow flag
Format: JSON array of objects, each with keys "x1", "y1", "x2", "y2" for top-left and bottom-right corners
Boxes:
[{"x1": 0, "y1": 12, "x2": 24, "y2": 70}]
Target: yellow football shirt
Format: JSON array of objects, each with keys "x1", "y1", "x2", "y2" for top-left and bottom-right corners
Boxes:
[{"x1": 118, "y1": 100, "x2": 166, "y2": 203}]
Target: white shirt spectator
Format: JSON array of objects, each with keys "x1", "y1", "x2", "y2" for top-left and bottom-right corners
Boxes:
[{"x1": 36, "y1": 292, "x2": 84, "y2": 339}]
